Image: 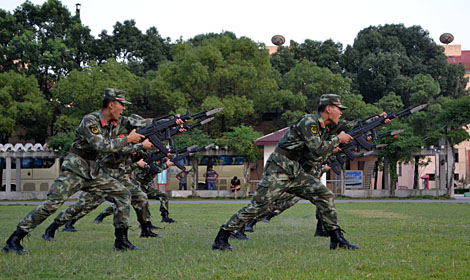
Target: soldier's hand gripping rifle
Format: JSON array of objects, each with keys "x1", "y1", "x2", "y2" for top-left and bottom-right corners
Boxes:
[
  {"x1": 338, "y1": 104, "x2": 427, "y2": 161},
  {"x1": 168, "y1": 143, "x2": 215, "y2": 170},
  {"x1": 136, "y1": 108, "x2": 223, "y2": 155},
  {"x1": 145, "y1": 145, "x2": 198, "y2": 173},
  {"x1": 326, "y1": 104, "x2": 424, "y2": 175},
  {"x1": 327, "y1": 131, "x2": 401, "y2": 176}
]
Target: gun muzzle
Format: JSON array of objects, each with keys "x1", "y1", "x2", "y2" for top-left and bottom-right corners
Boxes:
[
  {"x1": 205, "y1": 107, "x2": 224, "y2": 116},
  {"x1": 409, "y1": 104, "x2": 427, "y2": 114}
]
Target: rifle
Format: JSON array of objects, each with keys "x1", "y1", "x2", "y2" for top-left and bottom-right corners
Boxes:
[
  {"x1": 338, "y1": 104, "x2": 426, "y2": 160},
  {"x1": 145, "y1": 145, "x2": 197, "y2": 173},
  {"x1": 328, "y1": 117, "x2": 416, "y2": 176},
  {"x1": 136, "y1": 108, "x2": 223, "y2": 155},
  {"x1": 169, "y1": 143, "x2": 215, "y2": 170}
]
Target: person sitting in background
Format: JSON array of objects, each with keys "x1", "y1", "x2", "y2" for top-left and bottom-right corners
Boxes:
[{"x1": 230, "y1": 176, "x2": 241, "y2": 199}]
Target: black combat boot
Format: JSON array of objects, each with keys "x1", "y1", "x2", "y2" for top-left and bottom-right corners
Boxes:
[
  {"x1": 314, "y1": 219, "x2": 328, "y2": 237},
  {"x1": 42, "y1": 221, "x2": 60, "y2": 241},
  {"x1": 139, "y1": 223, "x2": 160, "y2": 230},
  {"x1": 140, "y1": 221, "x2": 163, "y2": 238},
  {"x1": 160, "y1": 211, "x2": 176, "y2": 223},
  {"x1": 328, "y1": 228, "x2": 359, "y2": 250},
  {"x1": 244, "y1": 219, "x2": 257, "y2": 232},
  {"x1": 114, "y1": 228, "x2": 142, "y2": 251},
  {"x1": 94, "y1": 212, "x2": 111, "y2": 224},
  {"x1": 230, "y1": 227, "x2": 249, "y2": 240},
  {"x1": 62, "y1": 219, "x2": 78, "y2": 232},
  {"x1": 2, "y1": 229, "x2": 28, "y2": 255},
  {"x1": 212, "y1": 228, "x2": 233, "y2": 251},
  {"x1": 261, "y1": 213, "x2": 276, "y2": 223}
]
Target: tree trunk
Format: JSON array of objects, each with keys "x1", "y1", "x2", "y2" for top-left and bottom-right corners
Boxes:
[{"x1": 413, "y1": 156, "x2": 420, "y2": 189}]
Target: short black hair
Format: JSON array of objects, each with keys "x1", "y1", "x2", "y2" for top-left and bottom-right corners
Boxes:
[
  {"x1": 318, "y1": 104, "x2": 328, "y2": 112},
  {"x1": 102, "y1": 98, "x2": 112, "y2": 109}
]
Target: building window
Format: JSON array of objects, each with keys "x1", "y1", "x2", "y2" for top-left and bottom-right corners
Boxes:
[
  {"x1": 455, "y1": 152, "x2": 459, "y2": 163},
  {"x1": 429, "y1": 174, "x2": 435, "y2": 181},
  {"x1": 454, "y1": 173, "x2": 459, "y2": 180},
  {"x1": 398, "y1": 163, "x2": 402, "y2": 176}
]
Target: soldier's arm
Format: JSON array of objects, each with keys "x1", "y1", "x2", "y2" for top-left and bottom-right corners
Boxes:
[
  {"x1": 80, "y1": 115, "x2": 128, "y2": 153},
  {"x1": 299, "y1": 117, "x2": 340, "y2": 157}
]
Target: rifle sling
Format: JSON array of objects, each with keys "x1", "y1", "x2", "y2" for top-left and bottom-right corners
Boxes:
[
  {"x1": 274, "y1": 147, "x2": 299, "y2": 162},
  {"x1": 69, "y1": 147, "x2": 97, "y2": 161}
]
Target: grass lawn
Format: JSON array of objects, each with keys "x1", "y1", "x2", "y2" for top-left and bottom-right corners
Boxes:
[{"x1": 1, "y1": 202, "x2": 470, "y2": 279}]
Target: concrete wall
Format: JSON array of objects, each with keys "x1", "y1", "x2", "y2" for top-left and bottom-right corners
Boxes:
[{"x1": 344, "y1": 189, "x2": 448, "y2": 198}]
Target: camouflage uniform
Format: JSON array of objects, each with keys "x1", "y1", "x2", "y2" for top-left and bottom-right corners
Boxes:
[
  {"x1": 246, "y1": 119, "x2": 358, "y2": 225},
  {"x1": 52, "y1": 115, "x2": 154, "y2": 227},
  {"x1": 96, "y1": 159, "x2": 171, "y2": 219},
  {"x1": 222, "y1": 113, "x2": 344, "y2": 233},
  {"x1": 17, "y1": 110, "x2": 134, "y2": 232}
]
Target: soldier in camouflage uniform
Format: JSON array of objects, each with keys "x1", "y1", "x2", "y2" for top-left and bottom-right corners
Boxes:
[
  {"x1": 47, "y1": 116, "x2": 183, "y2": 238},
  {"x1": 213, "y1": 94, "x2": 365, "y2": 251},
  {"x1": 2, "y1": 88, "x2": 145, "y2": 254},
  {"x1": 93, "y1": 157, "x2": 177, "y2": 225}
]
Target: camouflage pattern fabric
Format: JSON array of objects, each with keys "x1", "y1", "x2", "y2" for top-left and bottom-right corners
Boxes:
[
  {"x1": 17, "y1": 110, "x2": 133, "y2": 232},
  {"x1": 222, "y1": 113, "x2": 345, "y2": 233},
  {"x1": 54, "y1": 174, "x2": 151, "y2": 226},
  {"x1": 244, "y1": 118, "x2": 358, "y2": 225},
  {"x1": 47, "y1": 114, "x2": 153, "y2": 228}
]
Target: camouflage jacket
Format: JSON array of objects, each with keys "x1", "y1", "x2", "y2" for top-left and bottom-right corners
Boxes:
[
  {"x1": 134, "y1": 158, "x2": 169, "y2": 187},
  {"x1": 98, "y1": 114, "x2": 153, "y2": 178},
  {"x1": 298, "y1": 118, "x2": 358, "y2": 176},
  {"x1": 270, "y1": 114, "x2": 357, "y2": 177},
  {"x1": 62, "y1": 110, "x2": 133, "y2": 179}
]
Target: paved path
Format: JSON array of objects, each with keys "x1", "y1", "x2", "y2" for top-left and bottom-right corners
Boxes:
[{"x1": 1, "y1": 195, "x2": 470, "y2": 205}]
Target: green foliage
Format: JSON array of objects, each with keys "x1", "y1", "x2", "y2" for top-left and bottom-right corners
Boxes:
[
  {"x1": 0, "y1": 71, "x2": 51, "y2": 142},
  {"x1": 46, "y1": 131, "x2": 74, "y2": 155},
  {"x1": 343, "y1": 24, "x2": 467, "y2": 105},
  {"x1": 436, "y1": 97, "x2": 470, "y2": 146},
  {"x1": 150, "y1": 33, "x2": 277, "y2": 134},
  {"x1": 281, "y1": 60, "x2": 350, "y2": 114},
  {"x1": 51, "y1": 59, "x2": 142, "y2": 134},
  {"x1": 222, "y1": 125, "x2": 262, "y2": 162}
]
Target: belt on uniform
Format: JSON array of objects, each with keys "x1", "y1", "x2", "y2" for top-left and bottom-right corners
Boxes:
[
  {"x1": 101, "y1": 162, "x2": 121, "y2": 169},
  {"x1": 69, "y1": 147, "x2": 97, "y2": 161},
  {"x1": 274, "y1": 147, "x2": 299, "y2": 161}
]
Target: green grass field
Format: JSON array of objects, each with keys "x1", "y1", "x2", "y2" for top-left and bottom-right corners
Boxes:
[{"x1": 1, "y1": 202, "x2": 470, "y2": 279}]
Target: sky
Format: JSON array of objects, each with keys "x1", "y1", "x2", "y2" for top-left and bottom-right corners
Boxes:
[{"x1": 3, "y1": 0, "x2": 470, "y2": 49}]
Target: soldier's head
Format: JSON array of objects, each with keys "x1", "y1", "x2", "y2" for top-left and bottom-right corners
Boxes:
[
  {"x1": 102, "y1": 88, "x2": 131, "y2": 120},
  {"x1": 318, "y1": 94, "x2": 347, "y2": 125}
]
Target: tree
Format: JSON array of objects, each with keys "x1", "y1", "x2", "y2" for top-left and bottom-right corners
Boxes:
[
  {"x1": 279, "y1": 61, "x2": 351, "y2": 125},
  {"x1": 343, "y1": 24, "x2": 468, "y2": 105},
  {"x1": 51, "y1": 59, "x2": 142, "y2": 134},
  {"x1": 150, "y1": 32, "x2": 279, "y2": 135},
  {"x1": 0, "y1": 71, "x2": 51, "y2": 143},
  {"x1": 271, "y1": 39, "x2": 343, "y2": 75}
]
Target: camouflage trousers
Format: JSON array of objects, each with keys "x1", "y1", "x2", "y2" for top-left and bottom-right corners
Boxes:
[
  {"x1": 53, "y1": 175, "x2": 151, "y2": 226},
  {"x1": 98, "y1": 180, "x2": 170, "y2": 217},
  {"x1": 139, "y1": 180, "x2": 169, "y2": 214},
  {"x1": 255, "y1": 192, "x2": 301, "y2": 221},
  {"x1": 17, "y1": 169, "x2": 131, "y2": 232},
  {"x1": 222, "y1": 160, "x2": 338, "y2": 233}
]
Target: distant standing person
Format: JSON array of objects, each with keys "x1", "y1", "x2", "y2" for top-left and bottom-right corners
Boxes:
[
  {"x1": 230, "y1": 176, "x2": 241, "y2": 199},
  {"x1": 204, "y1": 165, "x2": 219, "y2": 190},
  {"x1": 176, "y1": 167, "x2": 191, "y2": 190}
]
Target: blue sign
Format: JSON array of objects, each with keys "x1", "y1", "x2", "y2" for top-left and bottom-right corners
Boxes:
[
  {"x1": 157, "y1": 170, "x2": 167, "y2": 185},
  {"x1": 345, "y1": 170, "x2": 362, "y2": 188}
]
